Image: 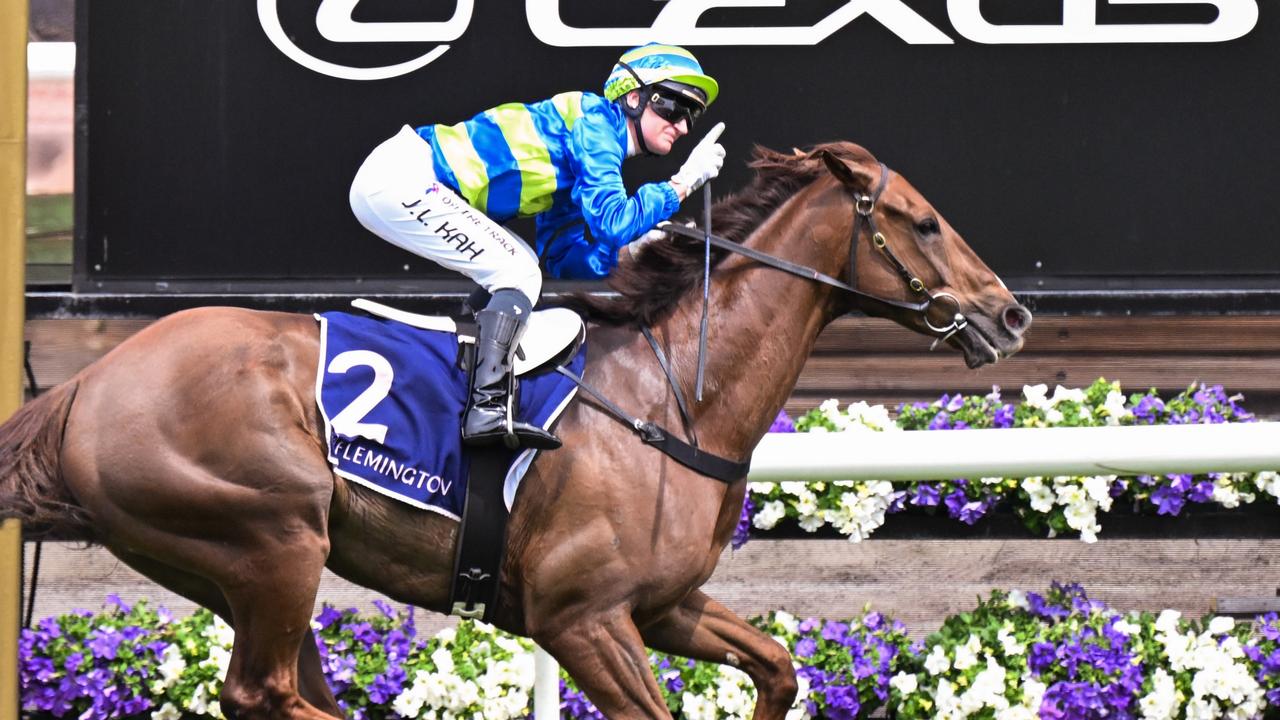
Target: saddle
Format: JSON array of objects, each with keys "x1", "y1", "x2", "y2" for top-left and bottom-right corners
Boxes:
[
  {"x1": 352, "y1": 298, "x2": 585, "y2": 376},
  {"x1": 351, "y1": 298, "x2": 584, "y2": 621}
]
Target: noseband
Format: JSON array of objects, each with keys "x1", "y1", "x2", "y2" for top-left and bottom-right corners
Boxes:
[{"x1": 662, "y1": 162, "x2": 969, "y2": 343}]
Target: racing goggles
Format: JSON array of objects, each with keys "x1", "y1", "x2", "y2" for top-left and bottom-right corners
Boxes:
[{"x1": 648, "y1": 86, "x2": 705, "y2": 128}]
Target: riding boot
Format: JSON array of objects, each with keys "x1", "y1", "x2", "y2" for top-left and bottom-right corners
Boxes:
[{"x1": 462, "y1": 308, "x2": 562, "y2": 450}]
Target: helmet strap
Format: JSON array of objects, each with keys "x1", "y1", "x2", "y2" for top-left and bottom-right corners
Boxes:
[{"x1": 615, "y1": 60, "x2": 656, "y2": 156}]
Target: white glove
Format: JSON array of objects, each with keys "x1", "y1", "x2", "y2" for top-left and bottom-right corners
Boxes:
[{"x1": 671, "y1": 122, "x2": 726, "y2": 194}]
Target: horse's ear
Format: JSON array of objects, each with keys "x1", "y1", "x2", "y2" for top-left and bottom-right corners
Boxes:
[{"x1": 819, "y1": 150, "x2": 874, "y2": 192}]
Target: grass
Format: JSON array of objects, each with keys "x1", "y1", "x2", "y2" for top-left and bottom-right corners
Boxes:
[{"x1": 25, "y1": 193, "x2": 73, "y2": 284}]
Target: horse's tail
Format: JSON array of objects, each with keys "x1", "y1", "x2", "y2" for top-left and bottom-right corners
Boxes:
[{"x1": 0, "y1": 380, "x2": 94, "y2": 540}]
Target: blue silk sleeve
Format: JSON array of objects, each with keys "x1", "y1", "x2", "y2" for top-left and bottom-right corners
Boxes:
[{"x1": 537, "y1": 104, "x2": 677, "y2": 279}]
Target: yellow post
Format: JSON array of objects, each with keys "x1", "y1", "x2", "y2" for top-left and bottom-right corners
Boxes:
[{"x1": 0, "y1": 0, "x2": 28, "y2": 716}]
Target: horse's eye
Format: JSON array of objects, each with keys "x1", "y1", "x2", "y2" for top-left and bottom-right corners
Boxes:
[{"x1": 917, "y1": 218, "x2": 941, "y2": 236}]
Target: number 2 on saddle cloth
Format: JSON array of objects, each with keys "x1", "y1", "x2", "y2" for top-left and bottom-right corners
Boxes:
[{"x1": 314, "y1": 310, "x2": 585, "y2": 521}]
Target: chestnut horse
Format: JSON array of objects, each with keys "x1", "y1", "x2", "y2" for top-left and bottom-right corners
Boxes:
[{"x1": 1, "y1": 143, "x2": 1030, "y2": 719}]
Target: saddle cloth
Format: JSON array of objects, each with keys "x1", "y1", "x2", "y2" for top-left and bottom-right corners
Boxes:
[{"x1": 314, "y1": 311, "x2": 584, "y2": 520}]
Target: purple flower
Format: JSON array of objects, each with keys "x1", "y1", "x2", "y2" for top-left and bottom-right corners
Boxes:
[
  {"x1": 562, "y1": 680, "x2": 607, "y2": 719},
  {"x1": 993, "y1": 403, "x2": 1016, "y2": 428},
  {"x1": 1167, "y1": 473, "x2": 1193, "y2": 493},
  {"x1": 795, "y1": 637, "x2": 817, "y2": 658},
  {"x1": 86, "y1": 627, "x2": 125, "y2": 660},
  {"x1": 1151, "y1": 484, "x2": 1186, "y2": 516},
  {"x1": 1029, "y1": 642, "x2": 1058, "y2": 674},
  {"x1": 732, "y1": 494, "x2": 754, "y2": 550},
  {"x1": 1040, "y1": 681, "x2": 1110, "y2": 719},
  {"x1": 910, "y1": 483, "x2": 940, "y2": 507},
  {"x1": 1027, "y1": 593, "x2": 1070, "y2": 623},
  {"x1": 314, "y1": 605, "x2": 345, "y2": 630},
  {"x1": 769, "y1": 409, "x2": 796, "y2": 433},
  {"x1": 944, "y1": 490, "x2": 991, "y2": 524},
  {"x1": 823, "y1": 683, "x2": 862, "y2": 720},
  {"x1": 928, "y1": 412, "x2": 953, "y2": 430},
  {"x1": 1132, "y1": 395, "x2": 1165, "y2": 423},
  {"x1": 1188, "y1": 480, "x2": 1215, "y2": 503},
  {"x1": 822, "y1": 621, "x2": 849, "y2": 642}
]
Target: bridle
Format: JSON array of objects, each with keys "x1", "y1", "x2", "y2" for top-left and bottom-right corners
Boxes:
[
  {"x1": 662, "y1": 161, "x2": 969, "y2": 345},
  {"x1": 554, "y1": 160, "x2": 974, "y2": 484}
]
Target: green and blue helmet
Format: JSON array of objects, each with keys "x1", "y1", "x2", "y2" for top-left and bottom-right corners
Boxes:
[{"x1": 603, "y1": 43, "x2": 719, "y2": 107}]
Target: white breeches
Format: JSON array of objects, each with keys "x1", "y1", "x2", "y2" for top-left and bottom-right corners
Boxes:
[{"x1": 349, "y1": 125, "x2": 543, "y2": 304}]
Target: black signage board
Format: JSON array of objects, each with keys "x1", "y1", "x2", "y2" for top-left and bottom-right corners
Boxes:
[{"x1": 75, "y1": 1, "x2": 1280, "y2": 310}]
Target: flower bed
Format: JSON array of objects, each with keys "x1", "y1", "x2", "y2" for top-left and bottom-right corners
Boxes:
[
  {"x1": 20, "y1": 585, "x2": 1280, "y2": 719},
  {"x1": 739, "y1": 379, "x2": 1275, "y2": 546}
]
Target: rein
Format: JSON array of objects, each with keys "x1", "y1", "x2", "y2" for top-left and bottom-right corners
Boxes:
[
  {"x1": 662, "y1": 162, "x2": 969, "y2": 343},
  {"x1": 552, "y1": 161, "x2": 973, "y2": 484}
]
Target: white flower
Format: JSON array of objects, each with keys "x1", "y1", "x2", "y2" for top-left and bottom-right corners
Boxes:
[
  {"x1": 1100, "y1": 390, "x2": 1132, "y2": 424},
  {"x1": 155, "y1": 644, "x2": 187, "y2": 689},
  {"x1": 203, "y1": 615, "x2": 235, "y2": 647},
  {"x1": 1045, "y1": 408, "x2": 1065, "y2": 425},
  {"x1": 1207, "y1": 616, "x2": 1236, "y2": 635},
  {"x1": 924, "y1": 644, "x2": 951, "y2": 675},
  {"x1": 773, "y1": 611, "x2": 799, "y2": 634},
  {"x1": 847, "y1": 401, "x2": 896, "y2": 432},
  {"x1": 203, "y1": 644, "x2": 232, "y2": 680},
  {"x1": 819, "y1": 399, "x2": 850, "y2": 430},
  {"x1": 432, "y1": 646, "x2": 455, "y2": 675},
  {"x1": 794, "y1": 491, "x2": 819, "y2": 518},
  {"x1": 1112, "y1": 617, "x2": 1142, "y2": 637},
  {"x1": 997, "y1": 624, "x2": 1025, "y2": 656},
  {"x1": 749, "y1": 481, "x2": 776, "y2": 495},
  {"x1": 1185, "y1": 697, "x2": 1221, "y2": 720},
  {"x1": 1155, "y1": 609, "x2": 1182, "y2": 634},
  {"x1": 1005, "y1": 589, "x2": 1030, "y2": 610},
  {"x1": 753, "y1": 500, "x2": 787, "y2": 530},
  {"x1": 1022, "y1": 384, "x2": 1050, "y2": 409},
  {"x1": 1254, "y1": 471, "x2": 1280, "y2": 499},
  {"x1": 151, "y1": 703, "x2": 183, "y2": 720},
  {"x1": 1020, "y1": 677, "x2": 1047, "y2": 711},
  {"x1": 1213, "y1": 479, "x2": 1242, "y2": 509},
  {"x1": 392, "y1": 682, "x2": 427, "y2": 719},
  {"x1": 1139, "y1": 668, "x2": 1179, "y2": 720},
  {"x1": 890, "y1": 671, "x2": 918, "y2": 694},
  {"x1": 953, "y1": 634, "x2": 982, "y2": 671},
  {"x1": 780, "y1": 481, "x2": 808, "y2": 497},
  {"x1": 1050, "y1": 385, "x2": 1087, "y2": 406},
  {"x1": 682, "y1": 691, "x2": 718, "y2": 720},
  {"x1": 435, "y1": 626, "x2": 457, "y2": 645},
  {"x1": 797, "y1": 512, "x2": 826, "y2": 532},
  {"x1": 187, "y1": 684, "x2": 212, "y2": 716},
  {"x1": 957, "y1": 656, "x2": 1009, "y2": 712},
  {"x1": 1082, "y1": 475, "x2": 1115, "y2": 507}
]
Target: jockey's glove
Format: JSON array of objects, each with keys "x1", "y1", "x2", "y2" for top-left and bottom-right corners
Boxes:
[{"x1": 671, "y1": 122, "x2": 726, "y2": 195}]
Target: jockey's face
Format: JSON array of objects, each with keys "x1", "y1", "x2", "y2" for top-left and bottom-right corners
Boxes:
[{"x1": 626, "y1": 90, "x2": 689, "y2": 155}]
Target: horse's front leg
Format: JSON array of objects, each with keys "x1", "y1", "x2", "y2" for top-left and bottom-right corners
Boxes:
[
  {"x1": 640, "y1": 589, "x2": 799, "y2": 720},
  {"x1": 534, "y1": 606, "x2": 674, "y2": 720}
]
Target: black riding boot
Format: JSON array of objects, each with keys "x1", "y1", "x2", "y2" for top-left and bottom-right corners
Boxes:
[{"x1": 462, "y1": 308, "x2": 562, "y2": 450}]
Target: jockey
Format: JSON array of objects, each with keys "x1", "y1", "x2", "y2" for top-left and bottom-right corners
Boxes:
[{"x1": 349, "y1": 43, "x2": 725, "y2": 451}]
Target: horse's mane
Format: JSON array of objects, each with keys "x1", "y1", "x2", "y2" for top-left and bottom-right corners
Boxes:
[{"x1": 563, "y1": 141, "x2": 876, "y2": 326}]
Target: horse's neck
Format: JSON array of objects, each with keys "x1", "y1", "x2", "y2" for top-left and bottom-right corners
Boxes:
[{"x1": 653, "y1": 181, "x2": 845, "y2": 459}]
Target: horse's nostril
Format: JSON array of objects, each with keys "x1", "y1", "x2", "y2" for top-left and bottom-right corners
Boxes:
[{"x1": 1003, "y1": 305, "x2": 1032, "y2": 334}]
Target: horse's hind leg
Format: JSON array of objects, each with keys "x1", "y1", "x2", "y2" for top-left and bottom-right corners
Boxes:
[
  {"x1": 536, "y1": 608, "x2": 673, "y2": 719},
  {"x1": 640, "y1": 589, "x2": 798, "y2": 720},
  {"x1": 216, "y1": 536, "x2": 337, "y2": 720},
  {"x1": 108, "y1": 549, "x2": 342, "y2": 718}
]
